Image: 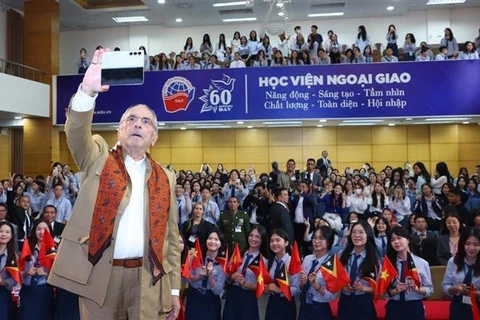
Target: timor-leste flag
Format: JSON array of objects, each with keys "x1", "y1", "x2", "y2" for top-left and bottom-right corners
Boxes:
[
  {"x1": 216, "y1": 247, "x2": 229, "y2": 275},
  {"x1": 181, "y1": 251, "x2": 191, "y2": 280},
  {"x1": 255, "y1": 255, "x2": 268, "y2": 299},
  {"x1": 470, "y1": 285, "x2": 480, "y2": 320},
  {"x1": 362, "y1": 266, "x2": 378, "y2": 300},
  {"x1": 191, "y1": 237, "x2": 204, "y2": 270},
  {"x1": 5, "y1": 257, "x2": 22, "y2": 285},
  {"x1": 289, "y1": 241, "x2": 302, "y2": 275},
  {"x1": 248, "y1": 252, "x2": 261, "y2": 275},
  {"x1": 275, "y1": 262, "x2": 292, "y2": 301},
  {"x1": 19, "y1": 238, "x2": 32, "y2": 271},
  {"x1": 320, "y1": 254, "x2": 350, "y2": 294},
  {"x1": 38, "y1": 228, "x2": 57, "y2": 270},
  {"x1": 405, "y1": 252, "x2": 421, "y2": 288},
  {"x1": 228, "y1": 243, "x2": 242, "y2": 275},
  {"x1": 378, "y1": 256, "x2": 398, "y2": 296}
]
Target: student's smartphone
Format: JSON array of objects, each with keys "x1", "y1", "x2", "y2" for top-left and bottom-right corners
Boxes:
[{"x1": 101, "y1": 51, "x2": 144, "y2": 86}]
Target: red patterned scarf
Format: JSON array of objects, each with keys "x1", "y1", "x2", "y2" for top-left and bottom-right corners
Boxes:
[{"x1": 88, "y1": 146, "x2": 170, "y2": 285}]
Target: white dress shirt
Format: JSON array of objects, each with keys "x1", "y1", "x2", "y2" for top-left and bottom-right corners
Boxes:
[{"x1": 230, "y1": 60, "x2": 246, "y2": 68}]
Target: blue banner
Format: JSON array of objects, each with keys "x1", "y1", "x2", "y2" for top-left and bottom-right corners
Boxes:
[{"x1": 54, "y1": 61, "x2": 480, "y2": 125}]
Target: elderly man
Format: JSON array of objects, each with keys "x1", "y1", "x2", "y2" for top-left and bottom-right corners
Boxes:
[{"x1": 48, "y1": 49, "x2": 181, "y2": 320}]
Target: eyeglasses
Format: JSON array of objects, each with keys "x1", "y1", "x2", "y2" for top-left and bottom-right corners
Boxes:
[{"x1": 124, "y1": 115, "x2": 155, "y2": 127}]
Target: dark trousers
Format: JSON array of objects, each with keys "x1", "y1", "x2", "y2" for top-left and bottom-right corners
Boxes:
[{"x1": 385, "y1": 299, "x2": 425, "y2": 320}]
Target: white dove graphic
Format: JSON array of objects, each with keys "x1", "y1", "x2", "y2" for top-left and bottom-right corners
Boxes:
[{"x1": 211, "y1": 74, "x2": 236, "y2": 92}]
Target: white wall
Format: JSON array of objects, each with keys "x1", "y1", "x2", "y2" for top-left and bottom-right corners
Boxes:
[
  {"x1": 0, "y1": 11, "x2": 7, "y2": 60},
  {"x1": 0, "y1": 72, "x2": 50, "y2": 117},
  {"x1": 59, "y1": 7, "x2": 480, "y2": 74}
]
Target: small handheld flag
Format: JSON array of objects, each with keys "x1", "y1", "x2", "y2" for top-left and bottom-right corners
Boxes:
[
  {"x1": 378, "y1": 256, "x2": 398, "y2": 296},
  {"x1": 289, "y1": 241, "x2": 302, "y2": 275},
  {"x1": 191, "y1": 237, "x2": 204, "y2": 269},
  {"x1": 320, "y1": 254, "x2": 350, "y2": 294}
]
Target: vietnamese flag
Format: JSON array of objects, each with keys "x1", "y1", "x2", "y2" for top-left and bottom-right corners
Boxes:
[
  {"x1": 470, "y1": 286, "x2": 480, "y2": 320},
  {"x1": 255, "y1": 254, "x2": 267, "y2": 299},
  {"x1": 275, "y1": 263, "x2": 292, "y2": 301},
  {"x1": 191, "y1": 237, "x2": 204, "y2": 270},
  {"x1": 38, "y1": 228, "x2": 57, "y2": 270},
  {"x1": 228, "y1": 243, "x2": 242, "y2": 275},
  {"x1": 216, "y1": 247, "x2": 229, "y2": 275},
  {"x1": 181, "y1": 251, "x2": 191, "y2": 280},
  {"x1": 5, "y1": 258, "x2": 22, "y2": 285},
  {"x1": 19, "y1": 238, "x2": 32, "y2": 271},
  {"x1": 362, "y1": 266, "x2": 378, "y2": 300},
  {"x1": 378, "y1": 256, "x2": 398, "y2": 296},
  {"x1": 405, "y1": 252, "x2": 421, "y2": 288},
  {"x1": 289, "y1": 241, "x2": 302, "y2": 275},
  {"x1": 320, "y1": 254, "x2": 350, "y2": 294}
]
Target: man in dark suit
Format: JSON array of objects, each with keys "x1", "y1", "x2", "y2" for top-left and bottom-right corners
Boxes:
[
  {"x1": 302, "y1": 158, "x2": 322, "y2": 197},
  {"x1": 316, "y1": 150, "x2": 332, "y2": 178},
  {"x1": 42, "y1": 205, "x2": 65, "y2": 244},
  {"x1": 6, "y1": 195, "x2": 32, "y2": 251},
  {"x1": 290, "y1": 181, "x2": 316, "y2": 257},
  {"x1": 410, "y1": 215, "x2": 438, "y2": 266},
  {"x1": 268, "y1": 188, "x2": 294, "y2": 244},
  {"x1": 0, "y1": 202, "x2": 19, "y2": 251}
]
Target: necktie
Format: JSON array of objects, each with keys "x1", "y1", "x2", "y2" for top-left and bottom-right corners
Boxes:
[
  {"x1": 231, "y1": 185, "x2": 236, "y2": 197},
  {"x1": 463, "y1": 264, "x2": 474, "y2": 285},
  {"x1": 350, "y1": 254, "x2": 360, "y2": 285},
  {"x1": 381, "y1": 236, "x2": 386, "y2": 257},
  {"x1": 355, "y1": 58, "x2": 358, "y2": 63},
  {"x1": 177, "y1": 199, "x2": 182, "y2": 224},
  {"x1": 241, "y1": 253, "x2": 253, "y2": 274},
  {"x1": 202, "y1": 258, "x2": 211, "y2": 288},
  {"x1": 274, "y1": 259, "x2": 283, "y2": 277},
  {"x1": 214, "y1": 195, "x2": 219, "y2": 205},
  {"x1": 303, "y1": 259, "x2": 319, "y2": 293},
  {"x1": 400, "y1": 261, "x2": 406, "y2": 301}
]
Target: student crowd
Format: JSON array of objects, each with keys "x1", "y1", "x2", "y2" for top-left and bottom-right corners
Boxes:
[
  {"x1": 76, "y1": 24, "x2": 480, "y2": 73},
  {"x1": 1, "y1": 156, "x2": 480, "y2": 319}
]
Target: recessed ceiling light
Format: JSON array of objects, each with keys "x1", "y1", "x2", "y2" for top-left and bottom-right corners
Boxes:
[
  {"x1": 388, "y1": 123, "x2": 395, "y2": 126},
  {"x1": 158, "y1": 122, "x2": 165, "y2": 126},
  {"x1": 222, "y1": 17, "x2": 257, "y2": 22},
  {"x1": 237, "y1": 121, "x2": 244, "y2": 124},
  {"x1": 425, "y1": 117, "x2": 470, "y2": 121},
  {"x1": 405, "y1": 118, "x2": 413, "y2": 121},
  {"x1": 426, "y1": 0, "x2": 466, "y2": 5},
  {"x1": 386, "y1": 6, "x2": 394, "y2": 10},
  {"x1": 180, "y1": 127, "x2": 187, "y2": 130},
  {"x1": 317, "y1": 125, "x2": 324, "y2": 128},
  {"x1": 308, "y1": 12, "x2": 344, "y2": 17},
  {"x1": 212, "y1": 1, "x2": 247, "y2": 7},
  {"x1": 247, "y1": 125, "x2": 253, "y2": 129},
  {"x1": 278, "y1": 12, "x2": 284, "y2": 16},
  {"x1": 276, "y1": 3, "x2": 283, "y2": 7},
  {"x1": 175, "y1": 18, "x2": 183, "y2": 22},
  {"x1": 158, "y1": 0, "x2": 165, "y2": 3},
  {"x1": 342, "y1": 119, "x2": 384, "y2": 123},
  {"x1": 112, "y1": 16, "x2": 148, "y2": 23},
  {"x1": 14, "y1": 116, "x2": 23, "y2": 120},
  {"x1": 319, "y1": 119, "x2": 327, "y2": 122},
  {"x1": 463, "y1": 121, "x2": 470, "y2": 124}
]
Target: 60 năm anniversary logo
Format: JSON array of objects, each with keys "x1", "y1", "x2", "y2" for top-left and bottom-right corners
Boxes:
[
  {"x1": 199, "y1": 74, "x2": 236, "y2": 113},
  {"x1": 162, "y1": 76, "x2": 196, "y2": 113}
]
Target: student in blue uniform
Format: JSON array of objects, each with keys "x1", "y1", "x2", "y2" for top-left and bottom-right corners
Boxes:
[
  {"x1": 338, "y1": 220, "x2": 379, "y2": 320},
  {"x1": 374, "y1": 217, "x2": 391, "y2": 259},
  {"x1": 185, "y1": 229, "x2": 227, "y2": 320},
  {"x1": 223, "y1": 225, "x2": 268, "y2": 320},
  {"x1": 19, "y1": 219, "x2": 55, "y2": 320},
  {"x1": 385, "y1": 226, "x2": 433, "y2": 320},
  {"x1": 442, "y1": 227, "x2": 480, "y2": 320},
  {"x1": 265, "y1": 228, "x2": 300, "y2": 320},
  {"x1": 298, "y1": 225, "x2": 337, "y2": 320},
  {"x1": 0, "y1": 221, "x2": 20, "y2": 320}
]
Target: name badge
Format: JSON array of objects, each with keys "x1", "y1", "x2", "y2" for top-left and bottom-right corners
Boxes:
[
  {"x1": 306, "y1": 293, "x2": 314, "y2": 304},
  {"x1": 462, "y1": 296, "x2": 472, "y2": 305},
  {"x1": 235, "y1": 226, "x2": 242, "y2": 233},
  {"x1": 239, "y1": 218, "x2": 244, "y2": 224},
  {"x1": 188, "y1": 235, "x2": 197, "y2": 243}
]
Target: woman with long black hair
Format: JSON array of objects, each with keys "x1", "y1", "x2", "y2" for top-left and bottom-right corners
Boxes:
[
  {"x1": 386, "y1": 24, "x2": 399, "y2": 57},
  {"x1": 338, "y1": 220, "x2": 379, "y2": 320},
  {"x1": 385, "y1": 226, "x2": 433, "y2": 320}
]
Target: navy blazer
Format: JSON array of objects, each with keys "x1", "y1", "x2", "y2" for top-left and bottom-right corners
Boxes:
[{"x1": 290, "y1": 192, "x2": 315, "y2": 224}]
